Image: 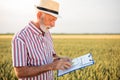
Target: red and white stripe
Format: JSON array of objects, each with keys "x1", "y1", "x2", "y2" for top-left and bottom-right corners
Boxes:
[{"x1": 12, "y1": 22, "x2": 56, "y2": 80}]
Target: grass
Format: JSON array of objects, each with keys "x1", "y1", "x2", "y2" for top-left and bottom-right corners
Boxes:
[{"x1": 0, "y1": 35, "x2": 120, "y2": 80}]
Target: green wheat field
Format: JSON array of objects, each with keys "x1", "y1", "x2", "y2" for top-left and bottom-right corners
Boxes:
[{"x1": 0, "y1": 34, "x2": 120, "y2": 80}]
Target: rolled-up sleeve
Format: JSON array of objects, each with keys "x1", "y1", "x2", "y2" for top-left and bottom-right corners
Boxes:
[{"x1": 12, "y1": 37, "x2": 27, "y2": 67}]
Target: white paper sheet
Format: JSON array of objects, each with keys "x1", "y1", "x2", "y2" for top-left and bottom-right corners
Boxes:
[{"x1": 57, "y1": 53, "x2": 94, "y2": 77}]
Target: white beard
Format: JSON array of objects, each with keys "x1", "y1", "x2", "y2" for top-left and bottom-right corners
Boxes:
[
  {"x1": 39, "y1": 21, "x2": 47, "y2": 33},
  {"x1": 39, "y1": 14, "x2": 51, "y2": 33},
  {"x1": 40, "y1": 24, "x2": 48, "y2": 33}
]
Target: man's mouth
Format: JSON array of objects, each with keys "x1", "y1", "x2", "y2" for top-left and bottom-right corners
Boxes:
[{"x1": 47, "y1": 26, "x2": 52, "y2": 29}]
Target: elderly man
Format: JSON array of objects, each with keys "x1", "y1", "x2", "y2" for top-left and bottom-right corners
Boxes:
[{"x1": 12, "y1": 0, "x2": 71, "y2": 80}]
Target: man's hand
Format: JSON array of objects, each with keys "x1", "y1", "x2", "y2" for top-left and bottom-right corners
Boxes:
[
  {"x1": 60, "y1": 57, "x2": 72, "y2": 62},
  {"x1": 52, "y1": 57, "x2": 72, "y2": 70}
]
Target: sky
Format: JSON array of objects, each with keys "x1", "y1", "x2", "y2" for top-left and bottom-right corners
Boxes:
[{"x1": 0, "y1": 0, "x2": 120, "y2": 34}]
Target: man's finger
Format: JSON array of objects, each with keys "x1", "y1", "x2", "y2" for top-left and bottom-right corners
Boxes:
[
  {"x1": 64, "y1": 65, "x2": 71, "y2": 69},
  {"x1": 63, "y1": 62, "x2": 72, "y2": 69}
]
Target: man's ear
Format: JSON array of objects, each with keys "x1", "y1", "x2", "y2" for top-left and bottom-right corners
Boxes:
[{"x1": 37, "y1": 12, "x2": 42, "y2": 19}]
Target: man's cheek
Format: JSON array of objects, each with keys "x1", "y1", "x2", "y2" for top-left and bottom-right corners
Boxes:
[{"x1": 51, "y1": 22, "x2": 55, "y2": 27}]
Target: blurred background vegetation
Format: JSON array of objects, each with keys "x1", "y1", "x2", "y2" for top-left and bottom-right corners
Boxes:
[{"x1": 0, "y1": 34, "x2": 120, "y2": 80}]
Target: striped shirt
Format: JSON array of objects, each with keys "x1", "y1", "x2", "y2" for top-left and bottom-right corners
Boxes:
[{"x1": 12, "y1": 22, "x2": 56, "y2": 80}]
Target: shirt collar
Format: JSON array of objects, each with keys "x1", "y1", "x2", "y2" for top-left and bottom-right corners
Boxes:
[{"x1": 28, "y1": 22, "x2": 43, "y2": 35}]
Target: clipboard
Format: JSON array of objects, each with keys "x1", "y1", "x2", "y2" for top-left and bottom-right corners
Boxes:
[{"x1": 57, "y1": 53, "x2": 94, "y2": 77}]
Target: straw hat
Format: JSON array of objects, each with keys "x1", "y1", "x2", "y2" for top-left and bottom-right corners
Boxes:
[{"x1": 35, "y1": 0, "x2": 60, "y2": 17}]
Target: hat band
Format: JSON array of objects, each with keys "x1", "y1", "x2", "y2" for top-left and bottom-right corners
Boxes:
[{"x1": 37, "y1": 7, "x2": 58, "y2": 15}]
